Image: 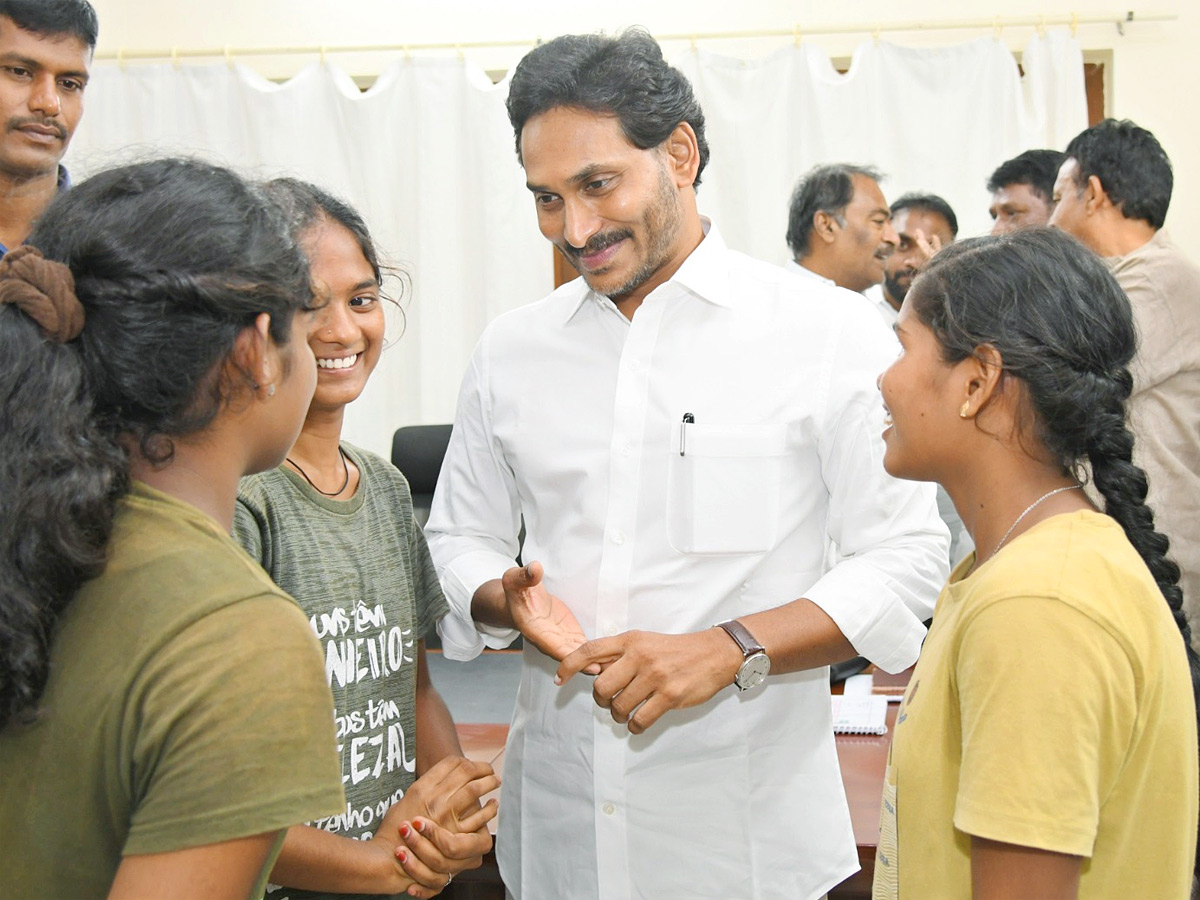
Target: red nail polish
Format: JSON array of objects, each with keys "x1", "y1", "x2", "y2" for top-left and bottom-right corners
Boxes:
[
  {"x1": 395, "y1": 848, "x2": 408, "y2": 863},
  {"x1": 414, "y1": 818, "x2": 425, "y2": 832}
]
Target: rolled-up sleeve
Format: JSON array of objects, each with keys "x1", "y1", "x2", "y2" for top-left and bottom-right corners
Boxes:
[
  {"x1": 805, "y1": 301, "x2": 950, "y2": 672},
  {"x1": 426, "y1": 334, "x2": 524, "y2": 660}
]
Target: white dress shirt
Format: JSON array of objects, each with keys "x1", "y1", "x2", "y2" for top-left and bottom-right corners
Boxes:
[
  {"x1": 428, "y1": 223, "x2": 949, "y2": 900},
  {"x1": 862, "y1": 283, "x2": 900, "y2": 325}
]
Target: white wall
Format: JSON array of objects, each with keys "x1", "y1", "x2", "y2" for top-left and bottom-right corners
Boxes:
[{"x1": 85, "y1": 0, "x2": 1200, "y2": 250}]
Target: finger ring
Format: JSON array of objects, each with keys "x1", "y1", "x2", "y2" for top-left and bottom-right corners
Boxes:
[{"x1": 445, "y1": 872, "x2": 454, "y2": 887}]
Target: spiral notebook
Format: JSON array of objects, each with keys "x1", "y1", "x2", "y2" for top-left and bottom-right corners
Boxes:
[{"x1": 830, "y1": 694, "x2": 889, "y2": 735}]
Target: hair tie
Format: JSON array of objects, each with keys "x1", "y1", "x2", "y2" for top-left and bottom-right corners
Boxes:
[{"x1": 0, "y1": 245, "x2": 83, "y2": 342}]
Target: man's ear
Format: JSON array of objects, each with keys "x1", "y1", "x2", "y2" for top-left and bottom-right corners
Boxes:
[
  {"x1": 229, "y1": 312, "x2": 277, "y2": 400},
  {"x1": 1084, "y1": 174, "x2": 1109, "y2": 215},
  {"x1": 812, "y1": 210, "x2": 839, "y2": 245},
  {"x1": 663, "y1": 122, "x2": 700, "y2": 187}
]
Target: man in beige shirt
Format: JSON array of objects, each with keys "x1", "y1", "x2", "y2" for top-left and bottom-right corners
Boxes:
[{"x1": 1051, "y1": 118, "x2": 1200, "y2": 650}]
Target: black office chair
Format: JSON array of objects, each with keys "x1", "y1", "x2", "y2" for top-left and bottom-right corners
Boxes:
[
  {"x1": 393, "y1": 422, "x2": 525, "y2": 652},
  {"x1": 390, "y1": 423, "x2": 453, "y2": 529}
]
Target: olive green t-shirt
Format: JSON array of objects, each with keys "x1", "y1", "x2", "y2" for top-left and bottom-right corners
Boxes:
[
  {"x1": 0, "y1": 482, "x2": 345, "y2": 899},
  {"x1": 874, "y1": 510, "x2": 1198, "y2": 899}
]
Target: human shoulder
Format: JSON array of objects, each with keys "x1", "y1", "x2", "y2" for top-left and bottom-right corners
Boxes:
[
  {"x1": 478, "y1": 277, "x2": 590, "y2": 345},
  {"x1": 953, "y1": 511, "x2": 1159, "y2": 655},
  {"x1": 720, "y1": 247, "x2": 896, "y2": 342}
]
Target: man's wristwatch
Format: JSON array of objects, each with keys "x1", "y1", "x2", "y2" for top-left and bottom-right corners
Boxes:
[{"x1": 716, "y1": 619, "x2": 771, "y2": 691}]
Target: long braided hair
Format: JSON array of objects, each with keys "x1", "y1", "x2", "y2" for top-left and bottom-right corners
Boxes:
[{"x1": 911, "y1": 226, "x2": 1200, "y2": 876}]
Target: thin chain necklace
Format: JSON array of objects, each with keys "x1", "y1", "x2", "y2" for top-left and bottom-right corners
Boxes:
[
  {"x1": 286, "y1": 446, "x2": 351, "y2": 497},
  {"x1": 986, "y1": 484, "x2": 1083, "y2": 562}
]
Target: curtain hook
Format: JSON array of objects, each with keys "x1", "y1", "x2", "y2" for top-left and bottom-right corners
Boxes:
[
  {"x1": 171, "y1": 46, "x2": 180, "y2": 69},
  {"x1": 993, "y1": 17, "x2": 1003, "y2": 40},
  {"x1": 456, "y1": 43, "x2": 464, "y2": 61},
  {"x1": 1037, "y1": 15, "x2": 1047, "y2": 37},
  {"x1": 224, "y1": 45, "x2": 234, "y2": 69},
  {"x1": 403, "y1": 44, "x2": 412, "y2": 62},
  {"x1": 872, "y1": 24, "x2": 881, "y2": 45},
  {"x1": 1071, "y1": 12, "x2": 1079, "y2": 36},
  {"x1": 793, "y1": 24, "x2": 801, "y2": 47},
  {"x1": 117, "y1": 47, "x2": 126, "y2": 71},
  {"x1": 320, "y1": 44, "x2": 327, "y2": 64}
]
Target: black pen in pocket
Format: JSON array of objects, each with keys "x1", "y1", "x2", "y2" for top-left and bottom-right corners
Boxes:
[{"x1": 680, "y1": 412, "x2": 694, "y2": 456}]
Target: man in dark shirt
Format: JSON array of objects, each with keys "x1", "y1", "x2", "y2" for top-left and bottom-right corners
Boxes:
[{"x1": 0, "y1": 1, "x2": 96, "y2": 256}]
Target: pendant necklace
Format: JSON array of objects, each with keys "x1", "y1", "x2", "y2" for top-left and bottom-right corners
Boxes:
[
  {"x1": 287, "y1": 447, "x2": 351, "y2": 497},
  {"x1": 986, "y1": 484, "x2": 1083, "y2": 562}
]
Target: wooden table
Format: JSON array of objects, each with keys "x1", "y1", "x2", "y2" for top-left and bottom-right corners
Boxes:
[{"x1": 445, "y1": 668, "x2": 909, "y2": 899}]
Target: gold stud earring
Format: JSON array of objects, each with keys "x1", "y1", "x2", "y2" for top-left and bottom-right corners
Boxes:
[{"x1": 959, "y1": 401, "x2": 970, "y2": 418}]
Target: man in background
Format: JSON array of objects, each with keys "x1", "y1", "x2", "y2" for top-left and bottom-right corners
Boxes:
[
  {"x1": 866, "y1": 191, "x2": 971, "y2": 565},
  {"x1": 1050, "y1": 118, "x2": 1200, "y2": 651},
  {"x1": 0, "y1": 0, "x2": 95, "y2": 256},
  {"x1": 875, "y1": 191, "x2": 958, "y2": 318},
  {"x1": 986, "y1": 148, "x2": 1064, "y2": 235},
  {"x1": 784, "y1": 163, "x2": 899, "y2": 321}
]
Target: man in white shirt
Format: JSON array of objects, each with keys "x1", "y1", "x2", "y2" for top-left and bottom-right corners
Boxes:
[
  {"x1": 784, "y1": 164, "x2": 898, "y2": 324},
  {"x1": 427, "y1": 29, "x2": 949, "y2": 900}
]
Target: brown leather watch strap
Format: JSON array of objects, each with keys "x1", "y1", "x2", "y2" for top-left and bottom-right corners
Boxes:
[{"x1": 717, "y1": 619, "x2": 765, "y2": 658}]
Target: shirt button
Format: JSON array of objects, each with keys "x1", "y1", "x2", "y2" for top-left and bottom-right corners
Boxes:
[
  {"x1": 605, "y1": 624, "x2": 619, "y2": 637},
  {"x1": 620, "y1": 442, "x2": 633, "y2": 456},
  {"x1": 602, "y1": 802, "x2": 616, "y2": 815},
  {"x1": 612, "y1": 531, "x2": 626, "y2": 545},
  {"x1": 627, "y1": 359, "x2": 642, "y2": 372}
]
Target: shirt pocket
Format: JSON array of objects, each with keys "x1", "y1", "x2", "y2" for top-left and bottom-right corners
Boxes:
[{"x1": 666, "y1": 422, "x2": 787, "y2": 555}]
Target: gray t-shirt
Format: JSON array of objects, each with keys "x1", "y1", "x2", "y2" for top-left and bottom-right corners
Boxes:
[{"x1": 235, "y1": 443, "x2": 449, "y2": 900}]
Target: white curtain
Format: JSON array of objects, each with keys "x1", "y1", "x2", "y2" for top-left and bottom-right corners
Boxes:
[{"x1": 64, "y1": 31, "x2": 1085, "y2": 458}]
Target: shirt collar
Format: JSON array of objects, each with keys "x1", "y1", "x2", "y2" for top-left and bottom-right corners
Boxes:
[
  {"x1": 563, "y1": 217, "x2": 733, "y2": 324},
  {"x1": 784, "y1": 258, "x2": 836, "y2": 286}
]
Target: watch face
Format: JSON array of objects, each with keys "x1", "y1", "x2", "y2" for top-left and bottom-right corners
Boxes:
[{"x1": 736, "y1": 652, "x2": 771, "y2": 691}]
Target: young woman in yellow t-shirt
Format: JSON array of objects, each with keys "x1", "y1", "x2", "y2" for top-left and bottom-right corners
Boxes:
[{"x1": 875, "y1": 227, "x2": 1200, "y2": 899}]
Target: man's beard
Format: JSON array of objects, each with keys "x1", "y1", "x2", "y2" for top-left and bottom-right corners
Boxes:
[
  {"x1": 883, "y1": 270, "x2": 911, "y2": 308},
  {"x1": 565, "y1": 163, "x2": 682, "y2": 301}
]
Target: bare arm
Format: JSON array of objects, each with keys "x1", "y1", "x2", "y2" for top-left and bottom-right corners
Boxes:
[
  {"x1": 109, "y1": 832, "x2": 281, "y2": 900},
  {"x1": 971, "y1": 837, "x2": 1081, "y2": 900},
  {"x1": 269, "y1": 823, "x2": 416, "y2": 896},
  {"x1": 415, "y1": 640, "x2": 463, "y2": 775},
  {"x1": 269, "y1": 756, "x2": 499, "y2": 896}
]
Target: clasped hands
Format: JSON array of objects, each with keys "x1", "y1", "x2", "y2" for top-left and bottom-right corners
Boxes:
[
  {"x1": 373, "y1": 756, "x2": 499, "y2": 898},
  {"x1": 501, "y1": 562, "x2": 743, "y2": 735}
]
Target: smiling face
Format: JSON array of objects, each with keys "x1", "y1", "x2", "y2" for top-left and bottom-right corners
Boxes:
[
  {"x1": 988, "y1": 182, "x2": 1052, "y2": 235},
  {"x1": 827, "y1": 174, "x2": 898, "y2": 292},
  {"x1": 883, "y1": 207, "x2": 955, "y2": 308},
  {"x1": 878, "y1": 287, "x2": 972, "y2": 482},
  {"x1": 521, "y1": 105, "x2": 695, "y2": 309},
  {"x1": 0, "y1": 17, "x2": 89, "y2": 182},
  {"x1": 299, "y1": 218, "x2": 386, "y2": 416}
]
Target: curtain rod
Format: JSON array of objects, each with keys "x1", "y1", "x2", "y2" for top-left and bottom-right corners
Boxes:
[{"x1": 95, "y1": 10, "x2": 1176, "y2": 64}]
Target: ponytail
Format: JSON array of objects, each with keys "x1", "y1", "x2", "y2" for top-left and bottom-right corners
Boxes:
[{"x1": 0, "y1": 158, "x2": 314, "y2": 729}]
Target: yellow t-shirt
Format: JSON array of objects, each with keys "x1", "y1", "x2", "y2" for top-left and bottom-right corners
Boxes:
[
  {"x1": 874, "y1": 510, "x2": 1197, "y2": 899},
  {"x1": 0, "y1": 482, "x2": 345, "y2": 899}
]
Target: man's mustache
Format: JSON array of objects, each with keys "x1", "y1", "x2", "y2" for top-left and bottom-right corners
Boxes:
[
  {"x1": 7, "y1": 116, "x2": 67, "y2": 140},
  {"x1": 566, "y1": 229, "x2": 634, "y2": 258}
]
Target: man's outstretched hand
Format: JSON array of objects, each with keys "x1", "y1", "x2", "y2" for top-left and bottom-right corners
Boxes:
[{"x1": 502, "y1": 562, "x2": 599, "y2": 673}]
